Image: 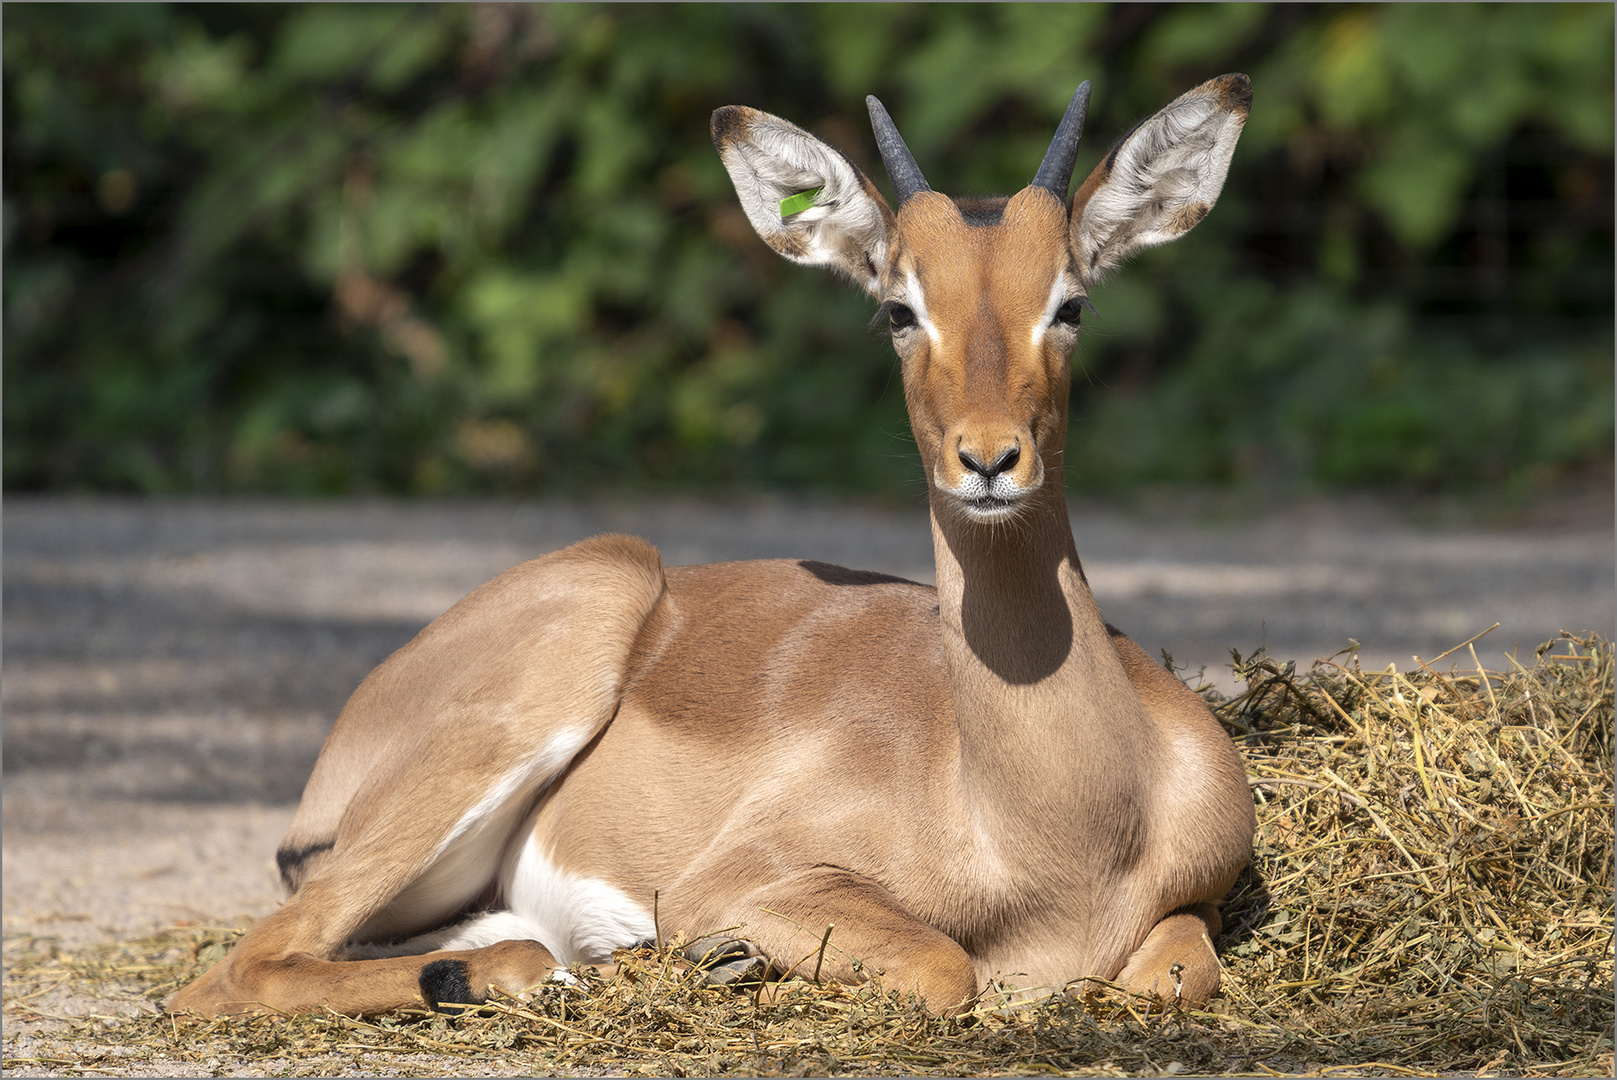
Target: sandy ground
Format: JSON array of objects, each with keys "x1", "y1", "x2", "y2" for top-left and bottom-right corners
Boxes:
[{"x1": 3, "y1": 488, "x2": 1611, "y2": 1042}]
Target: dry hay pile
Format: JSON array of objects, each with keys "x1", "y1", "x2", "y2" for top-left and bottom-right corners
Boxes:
[{"x1": 4, "y1": 633, "x2": 1611, "y2": 1078}]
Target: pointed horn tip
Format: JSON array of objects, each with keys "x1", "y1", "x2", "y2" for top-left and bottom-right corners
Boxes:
[
  {"x1": 1030, "y1": 79, "x2": 1094, "y2": 197},
  {"x1": 1065, "y1": 81, "x2": 1092, "y2": 119},
  {"x1": 866, "y1": 93, "x2": 931, "y2": 202}
]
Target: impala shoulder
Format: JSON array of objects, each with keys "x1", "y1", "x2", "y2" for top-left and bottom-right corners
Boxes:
[
  {"x1": 1105, "y1": 625, "x2": 1254, "y2": 866},
  {"x1": 1103, "y1": 624, "x2": 1235, "y2": 753},
  {"x1": 1103, "y1": 625, "x2": 1194, "y2": 711}
]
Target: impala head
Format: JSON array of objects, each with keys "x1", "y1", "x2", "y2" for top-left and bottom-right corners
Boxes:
[{"x1": 714, "y1": 75, "x2": 1250, "y2": 524}]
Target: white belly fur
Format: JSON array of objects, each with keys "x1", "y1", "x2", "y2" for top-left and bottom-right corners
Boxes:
[
  {"x1": 344, "y1": 835, "x2": 654, "y2": 968},
  {"x1": 502, "y1": 832, "x2": 656, "y2": 965}
]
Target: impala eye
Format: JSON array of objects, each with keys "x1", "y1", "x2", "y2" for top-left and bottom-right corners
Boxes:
[
  {"x1": 869, "y1": 299, "x2": 920, "y2": 334},
  {"x1": 1054, "y1": 297, "x2": 1088, "y2": 327}
]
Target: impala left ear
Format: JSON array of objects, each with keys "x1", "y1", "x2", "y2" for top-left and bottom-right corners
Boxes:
[
  {"x1": 713, "y1": 106, "x2": 896, "y2": 298},
  {"x1": 1069, "y1": 74, "x2": 1250, "y2": 285}
]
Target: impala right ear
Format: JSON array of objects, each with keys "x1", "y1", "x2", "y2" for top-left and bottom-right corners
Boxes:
[{"x1": 713, "y1": 106, "x2": 895, "y2": 298}]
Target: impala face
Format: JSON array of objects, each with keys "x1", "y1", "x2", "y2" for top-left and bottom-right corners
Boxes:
[
  {"x1": 713, "y1": 74, "x2": 1250, "y2": 527},
  {"x1": 880, "y1": 187, "x2": 1081, "y2": 522}
]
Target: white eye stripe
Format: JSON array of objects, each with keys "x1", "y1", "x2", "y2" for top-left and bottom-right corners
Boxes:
[
  {"x1": 904, "y1": 270, "x2": 942, "y2": 346},
  {"x1": 1030, "y1": 275, "x2": 1072, "y2": 349}
]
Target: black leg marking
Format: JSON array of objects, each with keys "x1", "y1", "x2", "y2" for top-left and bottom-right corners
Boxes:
[
  {"x1": 419, "y1": 958, "x2": 480, "y2": 1014},
  {"x1": 275, "y1": 840, "x2": 334, "y2": 892}
]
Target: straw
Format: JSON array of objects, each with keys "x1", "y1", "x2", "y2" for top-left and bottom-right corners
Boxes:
[{"x1": 5, "y1": 633, "x2": 1611, "y2": 1077}]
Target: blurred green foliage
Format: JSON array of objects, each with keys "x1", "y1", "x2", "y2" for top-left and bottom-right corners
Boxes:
[{"x1": 5, "y1": 3, "x2": 1612, "y2": 496}]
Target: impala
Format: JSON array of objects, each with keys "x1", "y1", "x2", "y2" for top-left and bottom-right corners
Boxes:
[{"x1": 168, "y1": 73, "x2": 1256, "y2": 1018}]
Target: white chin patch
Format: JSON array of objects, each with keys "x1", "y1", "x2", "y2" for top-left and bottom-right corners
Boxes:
[
  {"x1": 941, "y1": 483, "x2": 1027, "y2": 522},
  {"x1": 959, "y1": 499, "x2": 1022, "y2": 523},
  {"x1": 937, "y1": 469, "x2": 1031, "y2": 522}
]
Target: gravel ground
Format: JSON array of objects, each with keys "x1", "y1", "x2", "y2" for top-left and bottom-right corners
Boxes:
[{"x1": 3, "y1": 488, "x2": 1611, "y2": 1056}]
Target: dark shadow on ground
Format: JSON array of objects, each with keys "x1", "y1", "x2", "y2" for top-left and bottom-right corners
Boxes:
[{"x1": 2, "y1": 574, "x2": 426, "y2": 804}]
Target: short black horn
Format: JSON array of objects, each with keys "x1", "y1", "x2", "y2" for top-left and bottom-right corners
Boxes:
[
  {"x1": 866, "y1": 95, "x2": 931, "y2": 206},
  {"x1": 1031, "y1": 81, "x2": 1091, "y2": 199}
]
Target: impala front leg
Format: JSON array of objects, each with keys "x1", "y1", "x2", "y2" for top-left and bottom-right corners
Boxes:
[
  {"x1": 720, "y1": 867, "x2": 980, "y2": 1015},
  {"x1": 1113, "y1": 901, "x2": 1223, "y2": 1007}
]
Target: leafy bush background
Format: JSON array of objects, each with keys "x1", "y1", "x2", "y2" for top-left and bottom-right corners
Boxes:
[{"x1": 5, "y1": 3, "x2": 1612, "y2": 497}]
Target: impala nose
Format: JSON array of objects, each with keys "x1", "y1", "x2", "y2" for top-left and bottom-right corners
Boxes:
[{"x1": 958, "y1": 443, "x2": 1020, "y2": 479}]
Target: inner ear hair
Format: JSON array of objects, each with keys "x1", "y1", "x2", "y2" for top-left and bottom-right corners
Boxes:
[
  {"x1": 713, "y1": 105, "x2": 894, "y2": 296},
  {"x1": 1070, "y1": 74, "x2": 1249, "y2": 282}
]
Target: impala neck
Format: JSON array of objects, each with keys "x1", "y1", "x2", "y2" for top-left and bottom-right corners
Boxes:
[{"x1": 927, "y1": 477, "x2": 1145, "y2": 791}]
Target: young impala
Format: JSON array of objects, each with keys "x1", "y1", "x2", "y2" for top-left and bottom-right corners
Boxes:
[{"x1": 168, "y1": 73, "x2": 1256, "y2": 1018}]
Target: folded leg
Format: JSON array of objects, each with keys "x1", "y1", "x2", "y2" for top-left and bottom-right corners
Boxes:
[
  {"x1": 1114, "y1": 901, "x2": 1222, "y2": 1006},
  {"x1": 716, "y1": 866, "x2": 979, "y2": 1014}
]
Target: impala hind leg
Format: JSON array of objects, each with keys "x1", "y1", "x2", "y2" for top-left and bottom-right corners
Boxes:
[
  {"x1": 718, "y1": 867, "x2": 979, "y2": 1014},
  {"x1": 1114, "y1": 902, "x2": 1223, "y2": 1007},
  {"x1": 166, "y1": 716, "x2": 577, "y2": 1017},
  {"x1": 164, "y1": 790, "x2": 575, "y2": 1019},
  {"x1": 171, "y1": 907, "x2": 572, "y2": 1016},
  {"x1": 166, "y1": 535, "x2": 669, "y2": 1017}
]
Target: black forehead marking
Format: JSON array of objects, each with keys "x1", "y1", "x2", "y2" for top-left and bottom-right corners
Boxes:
[{"x1": 952, "y1": 196, "x2": 1009, "y2": 227}]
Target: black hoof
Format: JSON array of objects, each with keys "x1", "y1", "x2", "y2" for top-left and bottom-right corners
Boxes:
[
  {"x1": 684, "y1": 935, "x2": 761, "y2": 968},
  {"x1": 683, "y1": 936, "x2": 775, "y2": 987},
  {"x1": 703, "y1": 954, "x2": 769, "y2": 987}
]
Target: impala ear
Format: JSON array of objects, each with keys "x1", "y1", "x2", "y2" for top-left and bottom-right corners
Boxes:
[
  {"x1": 713, "y1": 106, "x2": 895, "y2": 298},
  {"x1": 1069, "y1": 74, "x2": 1250, "y2": 285}
]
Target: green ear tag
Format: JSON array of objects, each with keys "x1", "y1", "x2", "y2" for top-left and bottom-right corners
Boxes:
[{"x1": 779, "y1": 187, "x2": 823, "y2": 219}]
